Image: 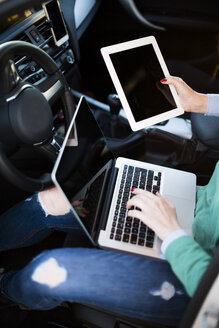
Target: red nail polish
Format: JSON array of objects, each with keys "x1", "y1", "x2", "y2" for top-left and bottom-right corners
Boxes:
[
  {"x1": 131, "y1": 188, "x2": 134, "y2": 192},
  {"x1": 79, "y1": 199, "x2": 84, "y2": 202},
  {"x1": 160, "y1": 78, "x2": 167, "y2": 83}
]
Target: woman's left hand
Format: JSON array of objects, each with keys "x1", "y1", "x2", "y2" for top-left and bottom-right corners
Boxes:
[
  {"x1": 126, "y1": 189, "x2": 182, "y2": 240},
  {"x1": 72, "y1": 200, "x2": 89, "y2": 218}
]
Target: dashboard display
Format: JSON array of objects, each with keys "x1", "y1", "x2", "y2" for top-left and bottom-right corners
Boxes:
[{"x1": 0, "y1": 10, "x2": 34, "y2": 34}]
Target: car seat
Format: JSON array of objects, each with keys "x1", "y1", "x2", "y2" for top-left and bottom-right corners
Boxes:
[{"x1": 167, "y1": 60, "x2": 219, "y2": 154}]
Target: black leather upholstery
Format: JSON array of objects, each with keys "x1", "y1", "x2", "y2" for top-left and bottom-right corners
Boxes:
[
  {"x1": 191, "y1": 113, "x2": 219, "y2": 150},
  {"x1": 168, "y1": 60, "x2": 219, "y2": 153}
]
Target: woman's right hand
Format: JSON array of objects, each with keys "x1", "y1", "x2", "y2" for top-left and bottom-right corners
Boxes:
[
  {"x1": 161, "y1": 76, "x2": 208, "y2": 114},
  {"x1": 126, "y1": 189, "x2": 181, "y2": 241}
]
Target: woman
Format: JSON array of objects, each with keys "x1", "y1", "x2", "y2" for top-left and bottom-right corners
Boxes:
[{"x1": 0, "y1": 77, "x2": 218, "y2": 326}]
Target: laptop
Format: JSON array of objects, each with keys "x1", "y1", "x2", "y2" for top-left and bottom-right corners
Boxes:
[
  {"x1": 101, "y1": 36, "x2": 184, "y2": 131},
  {"x1": 52, "y1": 96, "x2": 196, "y2": 260}
]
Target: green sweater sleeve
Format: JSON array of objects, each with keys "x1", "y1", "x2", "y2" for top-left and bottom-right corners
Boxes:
[
  {"x1": 166, "y1": 162, "x2": 219, "y2": 297},
  {"x1": 165, "y1": 235, "x2": 212, "y2": 297}
]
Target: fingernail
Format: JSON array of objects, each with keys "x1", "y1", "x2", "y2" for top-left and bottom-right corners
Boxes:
[
  {"x1": 131, "y1": 188, "x2": 135, "y2": 192},
  {"x1": 79, "y1": 199, "x2": 84, "y2": 202},
  {"x1": 160, "y1": 78, "x2": 167, "y2": 83}
]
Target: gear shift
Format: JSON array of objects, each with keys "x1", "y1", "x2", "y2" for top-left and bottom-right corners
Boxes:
[
  {"x1": 94, "y1": 94, "x2": 131, "y2": 138},
  {"x1": 107, "y1": 94, "x2": 121, "y2": 116},
  {"x1": 107, "y1": 94, "x2": 131, "y2": 138}
]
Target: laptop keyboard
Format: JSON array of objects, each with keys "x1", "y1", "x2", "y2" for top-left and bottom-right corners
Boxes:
[{"x1": 110, "y1": 165, "x2": 162, "y2": 248}]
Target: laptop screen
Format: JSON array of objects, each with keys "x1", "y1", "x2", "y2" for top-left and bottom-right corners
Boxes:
[
  {"x1": 55, "y1": 97, "x2": 114, "y2": 235},
  {"x1": 109, "y1": 44, "x2": 176, "y2": 122}
]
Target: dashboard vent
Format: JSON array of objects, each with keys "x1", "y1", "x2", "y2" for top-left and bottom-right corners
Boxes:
[
  {"x1": 35, "y1": 18, "x2": 52, "y2": 44},
  {"x1": 15, "y1": 31, "x2": 29, "y2": 43},
  {"x1": 13, "y1": 31, "x2": 29, "y2": 63},
  {"x1": 13, "y1": 17, "x2": 53, "y2": 64}
]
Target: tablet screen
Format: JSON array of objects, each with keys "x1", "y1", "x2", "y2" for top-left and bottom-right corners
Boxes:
[{"x1": 109, "y1": 44, "x2": 176, "y2": 122}]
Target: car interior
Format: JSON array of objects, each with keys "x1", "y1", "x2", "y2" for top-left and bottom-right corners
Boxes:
[{"x1": 0, "y1": 0, "x2": 219, "y2": 327}]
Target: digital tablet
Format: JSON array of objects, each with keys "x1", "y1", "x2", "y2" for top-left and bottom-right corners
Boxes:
[{"x1": 101, "y1": 36, "x2": 184, "y2": 131}]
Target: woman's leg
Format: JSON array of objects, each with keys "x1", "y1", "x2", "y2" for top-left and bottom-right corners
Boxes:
[
  {"x1": 0, "y1": 248, "x2": 190, "y2": 326},
  {"x1": 0, "y1": 192, "x2": 80, "y2": 251}
]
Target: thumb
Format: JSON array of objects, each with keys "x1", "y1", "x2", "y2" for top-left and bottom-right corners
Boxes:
[{"x1": 160, "y1": 76, "x2": 187, "y2": 93}]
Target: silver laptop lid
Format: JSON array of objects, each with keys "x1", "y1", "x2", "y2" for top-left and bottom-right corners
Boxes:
[{"x1": 52, "y1": 96, "x2": 115, "y2": 238}]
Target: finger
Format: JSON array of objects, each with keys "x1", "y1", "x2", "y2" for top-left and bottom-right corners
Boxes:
[
  {"x1": 127, "y1": 190, "x2": 157, "y2": 209},
  {"x1": 159, "y1": 194, "x2": 176, "y2": 211},
  {"x1": 160, "y1": 76, "x2": 184, "y2": 87},
  {"x1": 72, "y1": 200, "x2": 82, "y2": 206},
  {"x1": 78, "y1": 208, "x2": 89, "y2": 218},
  {"x1": 127, "y1": 209, "x2": 148, "y2": 223},
  {"x1": 131, "y1": 188, "x2": 156, "y2": 200},
  {"x1": 72, "y1": 199, "x2": 84, "y2": 206},
  {"x1": 127, "y1": 196, "x2": 148, "y2": 210},
  {"x1": 127, "y1": 191, "x2": 155, "y2": 207},
  {"x1": 161, "y1": 76, "x2": 193, "y2": 99},
  {"x1": 129, "y1": 194, "x2": 154, "y2": 209},
  {"x1": 156, "y1": 192, "x2": 170, "y2": 205},
  {"x1": 78, "y1": 212, "x2": 87, "y2": 218},
  {"x1": 128, "y1": 209, "x2": 154, "y2": 230}
]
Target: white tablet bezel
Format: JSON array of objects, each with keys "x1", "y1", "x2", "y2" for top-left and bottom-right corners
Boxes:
[{"x1": 101, "y1": 36, "x2": 184, "y2": 131}]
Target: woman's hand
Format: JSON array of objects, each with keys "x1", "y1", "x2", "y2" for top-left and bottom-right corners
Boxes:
[
  {"x1": 161, "y1": 76, "x2": 208, "y2": 114},
  {"x1": 72, "y1": 200, "x2": 89, "y2": 218},
  {"x1": 39, "y1": 188, "x2": 89, "y2": 218},
  {"x1": 126, "y1": 189, "x2": 181, "y2": 241}
]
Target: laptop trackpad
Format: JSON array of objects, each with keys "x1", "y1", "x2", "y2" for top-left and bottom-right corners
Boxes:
[{"x1": 165, "y1": 194, "x2": 194, "y2": 236}]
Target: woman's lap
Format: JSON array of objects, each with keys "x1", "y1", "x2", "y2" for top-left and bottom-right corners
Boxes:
[{"x1": 1, "y1": 247, "x2": 190, "y2": 326}]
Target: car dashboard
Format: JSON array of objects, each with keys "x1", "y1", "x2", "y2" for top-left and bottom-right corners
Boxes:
[
  {"x1": 0, "y1": 0, "x2": 101, "y2": 87},
  {"x1": 0, "y1": 0, "x2": 103, "y2": 211}
]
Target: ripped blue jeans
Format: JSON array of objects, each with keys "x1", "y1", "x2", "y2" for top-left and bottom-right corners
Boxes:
[{"x1": 0, "y1": 194, "x2": 190, "y2": 326}]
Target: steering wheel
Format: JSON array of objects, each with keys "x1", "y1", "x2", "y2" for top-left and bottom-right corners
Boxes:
[{"x1": 0, "y1": 41, "x2": 76, "y2": 192}]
